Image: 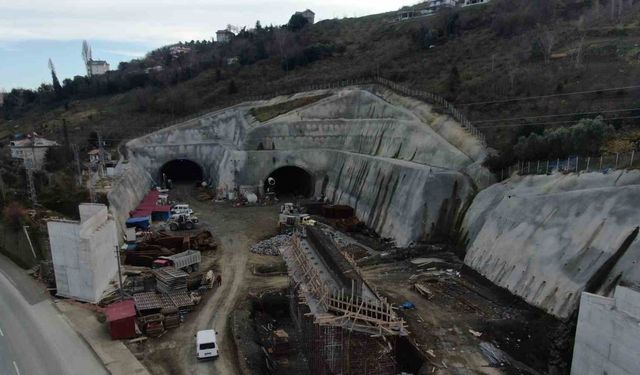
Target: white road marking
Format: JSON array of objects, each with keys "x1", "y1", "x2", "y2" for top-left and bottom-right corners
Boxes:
[
  {"x1": 13, "y1": 361, "x2": 20, "y2": 375},
  {"x1": 0, "y1": 326, "x2": 4, "y2": 336}
]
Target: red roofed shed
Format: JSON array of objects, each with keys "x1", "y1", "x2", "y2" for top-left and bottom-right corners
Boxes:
[{"x1": 105, "y1": 299, "x2": 137, "y2": 340}]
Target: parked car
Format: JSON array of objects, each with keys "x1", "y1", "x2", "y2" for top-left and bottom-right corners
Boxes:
[
  {"x1": 196, "y1": 329, "x2": 219, "y2": 360},
  {"x1": 171, "y1": 204, "x2": 194, "y2": 216}
]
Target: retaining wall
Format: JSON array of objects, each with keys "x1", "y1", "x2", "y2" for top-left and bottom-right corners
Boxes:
[{"x1": 462, "y1": 171, "x2": 640, "y2": 318}]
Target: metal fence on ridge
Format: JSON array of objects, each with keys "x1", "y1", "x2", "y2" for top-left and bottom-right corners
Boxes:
[{"x1": 498, "y1": 151, "x2": 639, "y2": 180}]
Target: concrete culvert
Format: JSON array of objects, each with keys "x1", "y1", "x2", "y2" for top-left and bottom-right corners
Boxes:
[
  {"x1": 160, "y1": 159, "x2": 203, "y2": 181},
  {"x1": 266, "y1": 166, "x2": 313, "y2": 198}
]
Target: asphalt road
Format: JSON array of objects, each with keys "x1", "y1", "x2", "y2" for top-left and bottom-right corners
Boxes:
[{"x1": 0, "y1": 254, "x2": 108, "y2": 375}]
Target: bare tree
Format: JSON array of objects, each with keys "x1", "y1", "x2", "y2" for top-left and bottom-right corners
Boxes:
[
  {"x1": 226, "y1": 24, "x2": 239, "y2": 34},
  {"x1": 574, "y1": 34, "x2": 586, "y2": 68},
  {"x1": 507, "y1": 61, "x2": 519, "y2": 91},
  {"x1": 82, "y1": 40, "x2": 92, "y2": 65},
  {"x1": 536, "y1": 25, "x2": 556, "y2": 64},
  {"x1": 273, "y1": 29, "x2": 292, "y2": 71}
]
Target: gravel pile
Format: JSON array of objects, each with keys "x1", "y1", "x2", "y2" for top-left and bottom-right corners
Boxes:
[{"x1": 250, "y1": 234, "x2": 291, "y2": 256}]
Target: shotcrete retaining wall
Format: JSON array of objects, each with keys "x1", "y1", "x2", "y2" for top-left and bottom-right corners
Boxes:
[
  {"x1": 462, "y1": 171, "x2": 640, "y2": 318},
  {"x1": 127, "y1": 87, "x2": 488, "y2": 246},
  {"x1": 107, "y1": 161, "x2": 154, "y2": 234}
]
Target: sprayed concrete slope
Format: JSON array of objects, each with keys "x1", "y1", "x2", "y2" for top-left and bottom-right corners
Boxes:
[
  {"x1": 107, "y1": 161, "x2": 154, "y2": 233},
  {"x1": 463, "y1": 171, "x2": 640, "y2": 318},
  {"x1": 126, "y1": 87, "x2": 489, "y2": 246}
]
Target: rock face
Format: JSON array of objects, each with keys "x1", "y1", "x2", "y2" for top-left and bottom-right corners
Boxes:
[
  {"x1": 462, "y1": 171, "x2": 640, "y2": 319},
  {"x1": 127, "y1": 87, "x2": 488, "y2": 246}
]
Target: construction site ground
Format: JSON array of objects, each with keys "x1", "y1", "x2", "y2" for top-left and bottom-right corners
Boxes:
[
  {"x1": 128, "y1": 184, "x2": 286, "y2": 375},
  {"x1": 122, "y1": 184, "x2": 566, "y2": 375},
  {"x1": 362, "y1": 258, "x2": 567, "y2": 375}
]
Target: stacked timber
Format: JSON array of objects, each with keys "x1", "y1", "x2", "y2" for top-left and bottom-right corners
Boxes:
[
  {"x1": 154, "y1": 267, "x2": 188, "y2": 293},
  {"x1": 162, "y1": 307, "x2": 181, "y2": 329}
]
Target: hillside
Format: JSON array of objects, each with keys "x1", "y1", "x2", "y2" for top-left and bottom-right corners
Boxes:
[{"x1": 2, "y1": 0, "x2": 640, "y2": 163}]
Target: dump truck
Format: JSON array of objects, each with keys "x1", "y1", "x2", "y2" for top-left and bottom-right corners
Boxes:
[
  {"x1": 278, "y1": 203, "x2": 316, "y2": 231},
  {"x1": 153, "y1": 250, "x2": 201, "y2": 272}
]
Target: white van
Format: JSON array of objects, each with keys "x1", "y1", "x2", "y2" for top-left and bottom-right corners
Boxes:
[
  {"x1": 171, "y1": 204, "x2": 194, "y2": 216},
  {"x1": 196, "y1": 330, "x2": 219, "y2": 360}
]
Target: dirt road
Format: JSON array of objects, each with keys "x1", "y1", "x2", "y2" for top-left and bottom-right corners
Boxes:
[{"x1": 139, "y1": 185, "x2": 279, "y2": 375}]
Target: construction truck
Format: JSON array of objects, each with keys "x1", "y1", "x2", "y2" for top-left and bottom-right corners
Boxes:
[
  {"x1": 168, "y1": 214, "x2": 198, "y2": 231},
  {"x1": 152, "y1": 250, "x2": 201, "y2": 272},
  {"x1": 278, "y1": 203, "x2": 316, "y2": 231}
]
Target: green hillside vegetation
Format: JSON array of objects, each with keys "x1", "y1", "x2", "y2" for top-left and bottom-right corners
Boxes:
[{"x1": 2, "y1": 0, "x2": 640, "y2": 168}]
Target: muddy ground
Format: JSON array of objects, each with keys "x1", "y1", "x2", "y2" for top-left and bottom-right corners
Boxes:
[
  {"x1": 129, "y1": 184, "x2": 286, "y2": 375},
  {"x1": 362, "y1": 252, "x2": 570, "y2": 375},
  {"x1": 130, "y1": 185, "x2": 569, "y2": 375}
]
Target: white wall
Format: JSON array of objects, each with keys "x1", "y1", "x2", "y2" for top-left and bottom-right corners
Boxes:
[
  {"x1": 462, "y1": 171, "x2": 640, "y2": 318},
  {"x1": 48, "y1": 204, "x2": 118, "y2": 303},
  {"x1": 571, "y1": 286, "x2": 640, "y2": 375},
  {"x1": 127, "y1": 87, "x2": 488, "y2": 246}
]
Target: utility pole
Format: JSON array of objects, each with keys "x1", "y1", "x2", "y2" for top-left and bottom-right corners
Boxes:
[
  {"x1": 97, "y1": 131, "x2": 105, "y2": 177},
  {"x1": 26, "y1": 169, "x2": 37, "y2": 207},
  {"x1": 0, "y1": 171, "x2": 6, "y2": 202},
  {"x1": 72, "y1": 144, "x2": 82, "y2": 186},
  {"x1": 24, "y1": 145, "x2": 37, "y2": 207},
  {"x1": 23, "y1": 226, "x2": 38, "y2": 259},
  {"x1": 115, "y1": 245, "x2": 124, "y2": 300}
]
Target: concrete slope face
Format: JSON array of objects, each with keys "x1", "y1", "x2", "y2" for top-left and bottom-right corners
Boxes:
[
  {"x1": 127, "y1": 87, "x2": 488, "y2": 246},
  {"x1": 463, "y1": 171, "x2": 640, "y2": 319}
]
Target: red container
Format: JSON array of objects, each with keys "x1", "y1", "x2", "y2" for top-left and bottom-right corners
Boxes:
[{"x1": 105, "y1": 299, "x2": 137, "y2": 340}]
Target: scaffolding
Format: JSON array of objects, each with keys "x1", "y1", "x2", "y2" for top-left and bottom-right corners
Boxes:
[{"x1": 284, "y1": 233, "x2": 407, "y2": 375}]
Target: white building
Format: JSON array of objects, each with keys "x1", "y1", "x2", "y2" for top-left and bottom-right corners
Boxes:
[
  {"x1": 47, "y1": 204, "x2": 119, "y2": 303},
  {"x1": 463, "y1": 0, "x2": 491, "y2": 6},
  {"x1": 571, "y1": 286, "x2": 640, "y2": 375},
  {"x1": 87, "y1": 60, "x2": 109, "y2": 77},
  {"x1": 169, "y1": 45, "x2": 192, "y2": 59},
  {"x1": 10, "y1": 134, "x2": 59, "y2": 170},
  {"x1": 294, "y1": 9, "x2": 315, "y2": 24},
  {"x1": 88, "y1": 148, "x2": 111, "y2": 165},
  {"x1": 216, "y1": 30, "x2": 235, "y2": 43}
]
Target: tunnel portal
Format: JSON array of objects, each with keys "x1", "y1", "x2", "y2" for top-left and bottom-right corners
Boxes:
[
  {"x1": 266, "y1": 166, "x2": 313, "y2": 198},
  {"x1": 160, "y1": 159, "x2": 204, "y2": 182}
]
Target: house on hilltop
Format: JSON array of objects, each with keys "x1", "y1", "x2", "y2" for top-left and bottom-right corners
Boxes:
[
  {"x1": 463, "y1": 0, "x2": 491, "y2": 6},
  {"x1": 87, "y1": 60, "x2": 109, "y2": 77},
  {"x1": 397, "y1": 0, "x2": 457, "y2": 20},
  {"x1": 216, "y1": 30, "x2": 235, "y2": 43},
  {"x1": 10, "y1": 133, "x2": 59, "y2": 170},
  {"x1": 294, "y1": 9, "x2": 315, "y2": 24},
  {"x1": 169, "y1": 45, "x2": 192, "y2": 59}
]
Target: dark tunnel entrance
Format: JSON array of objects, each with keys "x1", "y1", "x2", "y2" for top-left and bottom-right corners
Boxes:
[
  {"x1": 266, "y1": 166, "x2": 313, "y2": 198},
  {"x1": 160, "y1": 159, "x2": 204, "y2": 182}
]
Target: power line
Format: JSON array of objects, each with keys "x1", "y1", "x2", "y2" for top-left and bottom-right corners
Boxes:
[
  {"x1": 458, "y1": 85, "x2": 640, "y2": 106},
  {"x1": 476, "y1": 115, "x2": 640, "y2": 129},
  {"x1": 473, "y1": 107, "x2": 640, "y2": 124}
]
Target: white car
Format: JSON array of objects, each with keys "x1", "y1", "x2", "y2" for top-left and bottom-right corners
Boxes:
[
  {"x1": 171, "y1": 204, "x2": 194, "y2": 216},
  {"x1": 196, "y1": 330, "x2": 219, "y2": 360}
]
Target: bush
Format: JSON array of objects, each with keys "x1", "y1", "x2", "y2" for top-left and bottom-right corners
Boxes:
[
  {"x1": 513, "y1": 116, "x2": 614, "y2": 161},
  {"x1": 2, "y1": 202, "x2": 27, "y2": 231}
]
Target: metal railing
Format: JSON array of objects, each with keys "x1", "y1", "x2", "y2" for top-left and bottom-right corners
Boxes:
[{"x1": 498, "y1": 151, "x2": 639, "y2": 180}]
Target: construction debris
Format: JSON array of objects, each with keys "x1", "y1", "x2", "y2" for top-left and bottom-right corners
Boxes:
[
  {"x1": 154, "y1": 267, "x2": 188, "y2": 294},
  {"x1": 250, "y1": 234, "x2": 292, "y2": 256},
  {"x1": 469, "y1": 329, "x2": 483, "y2": 338},
  {"x1": 414, "y1": 283, "x2": 434, "y2": 299}
]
